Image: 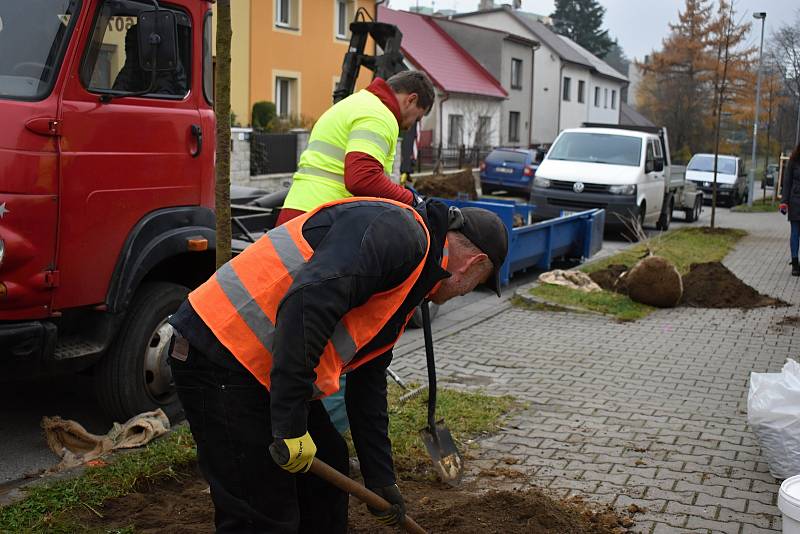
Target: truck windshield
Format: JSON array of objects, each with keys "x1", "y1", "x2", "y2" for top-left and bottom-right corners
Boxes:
[
  {"x1": 0, "y1": 0, "x2": 80, "y2": 101},
  {"x1": 687, "y1": 155, "x2": 736, "y2": 175},
  {"x1": 547, "y1": 132, "x2": 642, "y2": 167}
]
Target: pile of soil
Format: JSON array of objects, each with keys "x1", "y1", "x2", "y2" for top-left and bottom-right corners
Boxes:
[
  {"x1": 70, "y1": 465, "x2": 635, "y2": 533},
  {"x1": 589, "y1": 264, "x2": 628, "y2": 293},
  {"x1": 414, "y1": 168, "x2": 478, "y2": 200},
  {"x1": 681, "y1": 262, "x2": 786, "y2": 308},
  {"x1": 589, "y1": 261, "x2": 785, "y2": 309}
]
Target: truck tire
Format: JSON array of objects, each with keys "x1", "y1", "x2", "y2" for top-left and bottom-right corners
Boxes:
[
  {"x1": 685, "y1": 197, "x2": 701, "y2": 222},
  {"x1": 656, "y1": 196, "x2": 673, "y2": 231},
  {"x1": 95, "y1": 282, "x2": 189, "y2": 423}
]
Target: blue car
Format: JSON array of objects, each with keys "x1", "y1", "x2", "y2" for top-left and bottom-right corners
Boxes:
[{"x1": 480, "y1": 148, "x2": 545, "y2": 195}]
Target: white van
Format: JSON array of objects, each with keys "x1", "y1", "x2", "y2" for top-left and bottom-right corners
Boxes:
[
  {"x1": 685, "y1": 153, "x2": 747, "y2": 207},
  {"x1": 530, "y1": 125, "x2": 702, "y2": 228}
]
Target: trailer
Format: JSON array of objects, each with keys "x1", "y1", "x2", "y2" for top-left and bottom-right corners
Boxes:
[{"x1": 437, "y1": 198, "x2": 606, "y2": 286}]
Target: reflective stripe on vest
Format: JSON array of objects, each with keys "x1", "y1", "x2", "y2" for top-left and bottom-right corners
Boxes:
[
  {"x1": 189, "y1": 198, "x2": 434, "y2": 399},
  {"x1": 283, "y1": 89, "x2": 398, "y2": 212}
]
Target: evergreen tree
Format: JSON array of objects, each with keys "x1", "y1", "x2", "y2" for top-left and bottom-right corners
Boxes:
[{"x1": 550, "y1": 0, "x2": 615, "y2": 58}]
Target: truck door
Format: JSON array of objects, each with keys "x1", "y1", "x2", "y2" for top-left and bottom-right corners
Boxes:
[
  {"x1": 56, "y1": 1, "x2": 203, "y2": 309},
  {"x1": 644, "y1": 139, "x2": 665, "y2": 221}
]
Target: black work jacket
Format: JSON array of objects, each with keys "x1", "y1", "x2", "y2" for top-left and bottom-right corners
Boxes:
[
  {"x1": 782, "y1": 160, "x2": 800, "y2": 221},
  {"x1": 170, "y1": 199, "x2": 451, "y2": 488}
]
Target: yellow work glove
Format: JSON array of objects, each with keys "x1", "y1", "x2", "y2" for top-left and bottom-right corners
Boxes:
[{"x1": 269, "y1": 431, "x2": 317, "y2": 473}]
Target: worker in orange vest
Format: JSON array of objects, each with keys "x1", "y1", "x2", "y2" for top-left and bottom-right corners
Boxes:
[{"x1": 168, "y1": 197, "x2": 507, "y2": 533}]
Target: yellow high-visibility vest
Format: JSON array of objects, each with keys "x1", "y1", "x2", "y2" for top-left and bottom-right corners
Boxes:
[{"x1": 283, "y1": 89, "x2": 399, "y2": 212}]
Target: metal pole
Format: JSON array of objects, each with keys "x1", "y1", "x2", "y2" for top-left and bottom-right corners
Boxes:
[{"x1": 747, "y1": 13, "x2": 766, "y2": 207}]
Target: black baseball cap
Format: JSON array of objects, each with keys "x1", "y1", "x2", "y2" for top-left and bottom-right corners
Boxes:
[{"x1": 456, "y1": 207, "x2": 509, "y2": 297}]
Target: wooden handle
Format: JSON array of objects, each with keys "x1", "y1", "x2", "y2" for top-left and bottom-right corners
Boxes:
[{"x1": 308, "y1": 459, "x2": 427, "y2": 534}]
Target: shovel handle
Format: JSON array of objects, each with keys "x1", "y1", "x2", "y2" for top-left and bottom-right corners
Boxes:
[
  {"x1": 421, "y1": 301, "x2": 437, "y2": 432},
  {"x1": 308, "y1": 458, "x2": 427, "y2": 534}
]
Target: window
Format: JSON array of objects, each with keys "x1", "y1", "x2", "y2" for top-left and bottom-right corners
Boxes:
[
  {"x1": 203, "y1": 10, "x2": 213, "y2": 104},
  {"x1": 81, "y1": 2, "x2": 191, "y2": 98},
  {"x1": 594, "y1": 87, "x2": 600, "y2": 107},
  {"x1": 508, "y1": 111, "x2": 520, "y2": 143},
  {"x1": 275, "y1": 76, "x2": 297, "y2": 116},
  {"x1": 476, "y1": 116, "x2": 491, "y2": 147},
  {"x1": 604, "y1": 88, "x2": 608, "y2": 108},
  {"x1": 510, "y1": 58, "x2": 523, "y2": 89},
  {"x1": 335, "y1": 0, "x2": 355, "y2": 39},
  {"x1": 611, "y1": 90, "x2": 617, "y2": 109},
  {"x1": 448, "y1": 114, "x2": 464, "y2": 147},
  {"x1": 562, "y1": 76, "x2": 571, "y2": 101},
  {"x1": 577, "y1": 80, "x2": 585, "y2": 103},
  {"x1": 276, "y1": 0, "x2": 299, "y2": 29}
]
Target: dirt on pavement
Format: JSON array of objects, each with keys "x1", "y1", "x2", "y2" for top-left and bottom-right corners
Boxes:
[{"x1": 70, "y1": 463, "x2": 636, "y2": 533}]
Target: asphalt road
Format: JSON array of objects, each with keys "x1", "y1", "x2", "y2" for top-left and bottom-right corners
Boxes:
[{"x1": 0, "y1": 191, "x2": 751, "y2": 486}]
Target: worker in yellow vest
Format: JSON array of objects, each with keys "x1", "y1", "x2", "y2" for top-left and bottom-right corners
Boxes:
[
  {"x1": 275, "y1": 70, "x2": 435, "y2": 225},
  {"x1": 168, "y1": 197, "x2": 508, "y2": 533}
]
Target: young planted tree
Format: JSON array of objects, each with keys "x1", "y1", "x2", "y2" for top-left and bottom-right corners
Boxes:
[
  {"x1": 706, "y1": 0, "x2": 754, "y2": 228},
  {"x1": 215, "y1": 0, "x2": 232, "y2": 268},
  {"x1": 549, "y1": 0, "x2": 614, "y2": 58}
]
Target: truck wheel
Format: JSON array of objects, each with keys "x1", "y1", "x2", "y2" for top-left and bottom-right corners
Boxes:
[
  {"x1": 656, "y1": 197, "x2": 673, "y2": 231},
  {"x1": 95, "y1": 282, "x2": 189, "y2": 423},
  {"x1": 685, "y1": 197, "x2": 701, "y2": 222}
]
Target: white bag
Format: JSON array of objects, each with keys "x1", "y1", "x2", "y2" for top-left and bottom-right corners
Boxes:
[{"x1": 748, "y1": 359, "x2": 800, "y2": 479}]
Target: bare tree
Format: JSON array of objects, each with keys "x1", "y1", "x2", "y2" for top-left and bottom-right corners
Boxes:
[
  {"x1": 459, "y1": 98, "x2": 500, "y2": 149},
  {"x1": 215, "y1": 1, "x2": 232, "y2": 268},
  {"x1": 769, "y1": 10, "x2": 800, "y2": 148}
]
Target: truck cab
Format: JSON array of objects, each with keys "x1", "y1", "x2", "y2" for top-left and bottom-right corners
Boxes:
[{"x1": 0, "y1": 0, "x2": 216, "y2": 421}]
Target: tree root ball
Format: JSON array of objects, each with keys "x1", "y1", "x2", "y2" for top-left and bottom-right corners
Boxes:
[{"x1": 625, "y1": 256, "x2": 683, "y2": 308}]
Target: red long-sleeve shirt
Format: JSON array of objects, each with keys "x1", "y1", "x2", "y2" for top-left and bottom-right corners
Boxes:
[{"x1": 276, "y1": 78, "x2": 412, "y2": 225}]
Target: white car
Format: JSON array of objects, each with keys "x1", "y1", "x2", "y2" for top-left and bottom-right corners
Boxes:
[{"x1": 685, "y1": 154, "x2": 747, "y2": 207}]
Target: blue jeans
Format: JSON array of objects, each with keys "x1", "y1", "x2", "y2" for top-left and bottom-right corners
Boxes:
[{"x1": 792, "y1": 220, "x2": 800, "y2": 259}]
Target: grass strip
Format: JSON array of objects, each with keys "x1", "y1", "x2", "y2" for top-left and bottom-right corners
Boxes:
[
  {"x1": 732, "y1": 197, "x2": 781, "y2": 213},
  {"x1": 2, "y1": 385, "x2": 516, "y2": 532},
  {"x1": 525, "y1": 227, "x2": 746, "y2": 321}
]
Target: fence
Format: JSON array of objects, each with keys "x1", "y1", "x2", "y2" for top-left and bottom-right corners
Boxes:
[
  {"x1": 250, "y1": 132, "x2": 298, "y2": 175},
  {"x1": 416, "y1": 146, "x2": 492, "y2": 173}
]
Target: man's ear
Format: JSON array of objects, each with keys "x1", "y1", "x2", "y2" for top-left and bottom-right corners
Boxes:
[{"x1": 463, "y1": 252, "x2": 489, "y2": 273}]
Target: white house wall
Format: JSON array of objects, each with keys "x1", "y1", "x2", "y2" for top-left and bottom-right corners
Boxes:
[
  {"x1": 587, "y1": 75, "x2": 623, "y2": 124},
  {"x1": 559, "y1": 63, "x2": 590, "y2": 131},
  {"x1": 439, "y1": 96, "x2": 502, "y2": 148}
]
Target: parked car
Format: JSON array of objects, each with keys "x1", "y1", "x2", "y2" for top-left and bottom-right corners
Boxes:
[
  {"x1": 764, "y1": 163, "x2": 779, "y2": 187},
  {"x1": 480, "y1": 148, "x2": 545, "y2": 195},
  {"x1": 685, "y1": 153, "x2": 747, "y2": 207},
  {"x1": 530, "y1": 125, "x2": 702, "y2": 229}
]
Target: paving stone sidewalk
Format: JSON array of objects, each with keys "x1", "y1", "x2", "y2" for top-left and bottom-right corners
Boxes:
[{"x1": 393, "y1": 209, "x2": 799, "y2": 533}]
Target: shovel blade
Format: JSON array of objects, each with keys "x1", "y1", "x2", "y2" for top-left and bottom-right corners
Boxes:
[{"x1": 420, "y1": 420, "x2": 463, "y2": 486}]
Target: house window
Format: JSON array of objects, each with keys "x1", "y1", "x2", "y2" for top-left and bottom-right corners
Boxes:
[
  {"x1": 275, "y1": 76, "x2": 297, "y2": 116},
  {"x1": 594, "y1": 87, "x2": 600, "y2": 107},
  {"x1": 611, "y1": 89, "x2": 617, "y2": 109},
  {"x1": 604, "y1": 88, "x2": 608, "y2": 108},
  {"x1": 276, "y1": 0, "x2": 299, "y2": 29},
  {"x1": 508, "y1": 111, "x2": 520, "y2": 143},
  {"x1": 578, "y1": 80, "x2": 585, "y2": 103},
  {"x1": 335, "y1": 0, "x2": 353, "y2": 39},
  {"x1": 476, "y1": 116, "x2": 491, "y2": 147},
  {"x1": 448, "y1": 114, "x2": 463, "y2": 147},
  {"x1": 562, "y1": 77, "x2": 571, "y2": 101},
  {"x1": 511, "y1": 58, "x2": 523, "y2": 89}
]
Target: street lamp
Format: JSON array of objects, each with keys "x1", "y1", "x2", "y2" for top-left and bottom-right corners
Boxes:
[{"x1": 747, "y1": 11, "x2": 767, "y2": 206}]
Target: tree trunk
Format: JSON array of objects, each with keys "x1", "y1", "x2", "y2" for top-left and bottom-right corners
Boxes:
[{"x1": 215, "y1": 0, "x2": 232, "y2": 269}]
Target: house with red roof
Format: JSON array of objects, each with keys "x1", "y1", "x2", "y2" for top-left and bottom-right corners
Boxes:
[{"x1": 378, "y1": 6, "x2": 508, "y2": 150}]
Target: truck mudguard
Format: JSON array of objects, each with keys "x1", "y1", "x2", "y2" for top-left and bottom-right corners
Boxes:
[{"x1": 106, "y1": 207, "x2": 216, "y2": 313}]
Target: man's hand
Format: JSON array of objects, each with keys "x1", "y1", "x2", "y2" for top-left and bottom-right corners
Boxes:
[
  {"x1": 405, "y1": 183, "x2": 424, "y2": 207},
  {"x1": 367, "y1": 484, "x2": 405, "y2": 526},
  {"x1": 269, "y1": 432, "x2": 317, "y2": 473},
  {"x1": 780, "y1": 203, "x2": 788, "y2": 215}
]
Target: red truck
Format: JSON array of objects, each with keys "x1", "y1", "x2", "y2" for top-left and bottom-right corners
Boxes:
[{"x1": 1, "y1": 0, "x2": 217, "y2": 421}]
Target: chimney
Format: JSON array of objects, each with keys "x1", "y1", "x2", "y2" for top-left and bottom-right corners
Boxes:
[{"x1": 478, "y1": 0, "x2": 495, "y2": 10}]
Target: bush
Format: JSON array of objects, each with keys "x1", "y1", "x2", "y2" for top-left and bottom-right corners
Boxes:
[{"x1": 251, "y1": 101, "x2": 276, "y2": 131}]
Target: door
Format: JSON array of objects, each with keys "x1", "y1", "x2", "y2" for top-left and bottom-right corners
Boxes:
[
  {"x1": 55, "y1": 0, "x2": 203, "y2": 309},
  {"x1": 643, "y1": 139, "x2": 665, "y2": 221}
]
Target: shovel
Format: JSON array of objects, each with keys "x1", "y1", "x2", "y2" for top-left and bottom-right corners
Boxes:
[
  {"x1": 418, "y1": 300, "x2": 464, "y2": 486},
  {"x1": 308, "y1": 458, "x2": 427, "y2": 534}
]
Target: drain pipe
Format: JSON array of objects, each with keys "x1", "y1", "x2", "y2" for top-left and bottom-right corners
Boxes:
[
  {"x1": 437, "y1": 91, "x2": 450, "y2": 167},
  {"x1": 556, "y1": 61, "x2": 564, "y2": 133},
  {"x1": 528, "y1": 42, "x2": 539, "y2": 147}
]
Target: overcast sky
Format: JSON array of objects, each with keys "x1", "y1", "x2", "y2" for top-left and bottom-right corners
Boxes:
[{"x1": 383, "y1": 0, "x2": 799, "y2": 61}]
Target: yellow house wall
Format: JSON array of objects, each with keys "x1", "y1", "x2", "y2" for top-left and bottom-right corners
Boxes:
[
  {"x1": 249, "y1": 0, "x2": 376, "y2": 124},
  {"x1": 212, "y1": 0, "x2": 251, "y2": 127}
]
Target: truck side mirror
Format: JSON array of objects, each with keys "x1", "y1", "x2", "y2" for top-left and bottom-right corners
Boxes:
[
  {"x1": 645, "y1": 159, "x2": 654, "y2": 173},
  {"x1": 654, "y1": 159, "x2": 664, "y2": 172},
  {"x1": 137, "y1": 9, "x2": 179, "y2": 72}
]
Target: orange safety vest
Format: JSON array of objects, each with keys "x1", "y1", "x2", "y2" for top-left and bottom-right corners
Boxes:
[{"x1": 189, "y1": 197, "x2": 448, "y2": 399}]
